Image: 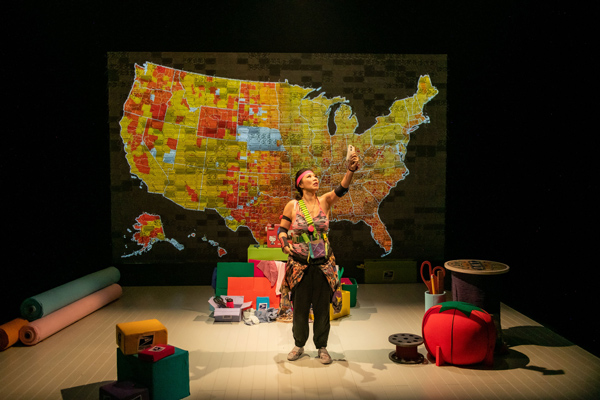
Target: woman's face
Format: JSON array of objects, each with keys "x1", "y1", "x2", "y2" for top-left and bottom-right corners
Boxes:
[{"x1": 300, "y1": 171, "x2": 319, "y2": 190}]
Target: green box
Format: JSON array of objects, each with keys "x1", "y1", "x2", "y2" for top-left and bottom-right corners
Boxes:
[
  {"x1": 341, "y1": 278, "x2": 358, "y2": 307},
  {"x1": 216, "y1": 262, "x2": 254, "y2": 296},
  {"x1": 364, "y1": 259, "x2": 417, "y2": 283},
  {"x1": 247, "y1": 245, "x2": 288, "y2": 261},
  {"x1": 117, "y1": 346, "x2": 189, "y2": 400}
]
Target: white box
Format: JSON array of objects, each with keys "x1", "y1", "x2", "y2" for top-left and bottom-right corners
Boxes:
[{"x1": 208, "y1": 296, "x2": 251, "y2": 322}]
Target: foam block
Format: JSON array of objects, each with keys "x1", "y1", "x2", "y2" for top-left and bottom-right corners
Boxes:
[
  {"x1": 99, "y1": 381, "x2": 149, "y2": 400},
  {"x1": 116, "y1": 319, "x2": 168, "y2": 356},
  {"x1": 20, "y1": 267, "x2": 120, "y2": 321},
  {"x1": 117, "y1": 346, "x2": 190, "y2": 400},
  {"x1": 19, "y1": 284, "x2": 122, "y2": 346}
]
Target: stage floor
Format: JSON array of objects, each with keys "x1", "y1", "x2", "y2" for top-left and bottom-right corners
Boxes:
[{"x1": 1, "y1": 284, "x2": 599, "y2": 399}]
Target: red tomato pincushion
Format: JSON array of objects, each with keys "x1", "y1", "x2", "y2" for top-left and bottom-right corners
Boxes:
[{"x1": 422, "y1": 301, "x2": 496, "y2": 366}]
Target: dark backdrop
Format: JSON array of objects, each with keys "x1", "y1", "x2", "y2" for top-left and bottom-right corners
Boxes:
[{"x1": 4, "y1": 2, "x2": 595, "y2": 356}]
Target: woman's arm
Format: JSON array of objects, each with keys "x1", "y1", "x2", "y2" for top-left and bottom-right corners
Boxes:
[
  {"x1": 278, "y1": 200, "x2": 295, "y2": 254},
  {"x1": 321, "y1": 152, "x2": 360, "y2": 211}
]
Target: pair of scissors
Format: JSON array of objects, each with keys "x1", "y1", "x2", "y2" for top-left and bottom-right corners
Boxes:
[{"x1": 420, "y1": 261, "x2": 445, "y2": 294}]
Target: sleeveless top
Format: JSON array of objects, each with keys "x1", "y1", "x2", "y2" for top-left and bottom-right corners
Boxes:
[{"x1": 288, "y1": 200, "x2": 329, "y2": 258}]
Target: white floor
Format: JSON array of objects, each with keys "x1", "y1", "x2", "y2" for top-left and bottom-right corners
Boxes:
[{"x1": 1, "y1": 284, "x2": 599, "y2": 400}]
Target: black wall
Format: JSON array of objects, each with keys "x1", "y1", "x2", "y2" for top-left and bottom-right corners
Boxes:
[{"x1": 4, "y1": 2, "x2": 595, "y2": 356}]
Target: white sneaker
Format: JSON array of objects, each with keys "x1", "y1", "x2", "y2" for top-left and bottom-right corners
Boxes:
[{"x1": 287, "y1": 346, "x2": 304, "y2": 361}]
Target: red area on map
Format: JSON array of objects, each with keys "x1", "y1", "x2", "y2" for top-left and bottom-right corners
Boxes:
[
  {"x1": 132, "y1": 213, "x2": 164, "y2": 248},
  {"x1": 186, "y1": 185, "x2": 199, "y2": 203},
  {"x1": 197, "y1": 107, "x2": 237, "y2": 139},
  {"x1": 133, "y1": 153, "x2": 150, "y2": 174},
  {"x1": 124, "y1": 87, "x2": 172, "y2": 119},
  {"x1": 167, "y1": 138, "x2": 178, "y2": 150},
  {"x1": 145, "y1": 134, "x2": 159, "y2": 150}
]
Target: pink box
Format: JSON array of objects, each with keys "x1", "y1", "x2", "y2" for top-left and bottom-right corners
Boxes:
[{"x1": 249, "y1": 259, "x2": 266, "y2": 278}]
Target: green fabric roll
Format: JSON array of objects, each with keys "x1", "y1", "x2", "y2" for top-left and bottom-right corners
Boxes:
[{"x1": 20, "y1": 267, "x2": 120, "y2": 321}]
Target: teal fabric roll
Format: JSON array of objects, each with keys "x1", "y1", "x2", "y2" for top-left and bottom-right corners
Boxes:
[{"x1": 20, "y1": 267, "x2": 120, "y2": 321}]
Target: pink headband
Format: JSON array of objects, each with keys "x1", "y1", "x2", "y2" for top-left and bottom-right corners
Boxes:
[{"x1": 296, "y1": 170, "x2": 314, "y2": 186}]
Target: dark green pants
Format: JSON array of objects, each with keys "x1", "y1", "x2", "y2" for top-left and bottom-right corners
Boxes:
[{"x1": 291, "y1": 262, "x2": 331, "y2": 348}]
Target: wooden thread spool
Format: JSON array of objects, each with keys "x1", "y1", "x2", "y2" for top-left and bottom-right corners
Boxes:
[{"x1": 388, "y1": 333, "x2": 424, "y2": 364}]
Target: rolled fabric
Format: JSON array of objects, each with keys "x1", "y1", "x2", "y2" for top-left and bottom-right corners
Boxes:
[
  {"x1": 19, "y1": 283, "x2": 122, "y2": 346},
  {"x1": 20, "y1": 267, "x2": 120, "y2": 321},
  {"x1": 0, "y1": 318, "x2": 28, "y2": 351}
]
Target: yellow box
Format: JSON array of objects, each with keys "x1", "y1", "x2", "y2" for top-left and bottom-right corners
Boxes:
[
  {"x1": 116, "y1": 319, "x2": 168, "y2": 355},
  {"x1": 329, "y1": 290, "x2": 351, "y2": 320}
]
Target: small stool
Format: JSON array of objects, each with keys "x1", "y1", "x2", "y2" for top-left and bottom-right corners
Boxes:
[{"x1": 388, "y1": 333, "x2": 424, "y2": 364}]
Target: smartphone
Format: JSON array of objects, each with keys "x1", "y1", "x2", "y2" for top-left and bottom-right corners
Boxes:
[{"x1": 346, "y1": 144, "x2": 355, "y2": 160}]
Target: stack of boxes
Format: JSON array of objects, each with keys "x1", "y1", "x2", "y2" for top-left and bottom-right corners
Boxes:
[
  {"x1": 213, "y1": 261, "x2": 280, "y2": 311},
  {"x1": 99, "y1": 319, "x2": 190, "y2": 400},
  {"x1": 212, "y1": 248, "x2": 360, "y2": 321}
]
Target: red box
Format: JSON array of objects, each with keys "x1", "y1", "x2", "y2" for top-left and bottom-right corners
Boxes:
[
  {"x1": 138, "y1": 344, "x2": 175, "y2": 362},
  {"x1": 265, "y1": 224, "x2": 281, "y2": 248}
]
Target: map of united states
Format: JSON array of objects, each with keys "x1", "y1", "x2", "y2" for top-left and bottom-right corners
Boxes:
[{"x1": 119, "y1": 62, "x2": 438, "y2": 254}]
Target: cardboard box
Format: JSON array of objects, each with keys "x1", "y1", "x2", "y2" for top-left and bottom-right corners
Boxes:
[
  {"x1": 116, "y1": 319, "x2": 168, "y2": 356},
  {"x1": 364, "y1": 259, "x2": 418, "y2": 283},
  {"x1": 117, "y1": 346, "x2": 189, "y2": 400},
  {"x1": 208, "y1": 296, "x2": 252, "y2": 322}
]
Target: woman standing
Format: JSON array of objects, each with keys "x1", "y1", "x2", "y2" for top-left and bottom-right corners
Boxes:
[{"x1": 278, "y1": 151, "x2": 359, "y2": 364}]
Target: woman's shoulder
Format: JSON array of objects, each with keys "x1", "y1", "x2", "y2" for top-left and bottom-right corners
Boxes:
[{"x1": 283, "y1": 199, "x2": 298, "y2": 212}]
